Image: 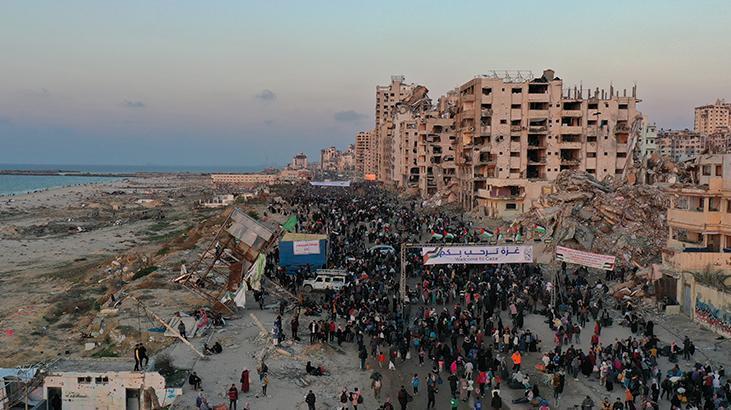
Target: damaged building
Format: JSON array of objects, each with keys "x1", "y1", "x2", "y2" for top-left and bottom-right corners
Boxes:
[{"x1": 355, "y1": 69, "x2": 643, "y2": 218}]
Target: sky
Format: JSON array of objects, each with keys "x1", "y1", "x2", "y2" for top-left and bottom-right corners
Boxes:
[{"x1": 1, "y1": 1, "x2": 730, "y2": 167}]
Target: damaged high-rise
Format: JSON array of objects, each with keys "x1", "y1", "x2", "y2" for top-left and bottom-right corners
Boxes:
[{"x1": 355, "y1": 69, "x2": 642, "y2": 217}]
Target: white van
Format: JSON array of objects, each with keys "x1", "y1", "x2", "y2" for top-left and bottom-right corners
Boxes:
[{"x1": 302, "y1": 270, "x2": 347, "y2": 292}]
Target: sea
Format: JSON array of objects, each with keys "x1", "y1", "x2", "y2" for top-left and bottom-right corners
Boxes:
[{"x1": 0, "y1": 164, "x2": 269, "y2": 196}]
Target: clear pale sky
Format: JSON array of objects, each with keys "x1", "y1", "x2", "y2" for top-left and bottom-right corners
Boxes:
[{"x1": 1, "y1": 1, "x2": 729, "y2": 167}]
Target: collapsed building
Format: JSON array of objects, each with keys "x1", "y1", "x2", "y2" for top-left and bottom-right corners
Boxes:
[{"x1": 356, "y1": 69, "x2": 643, "y2": 219}]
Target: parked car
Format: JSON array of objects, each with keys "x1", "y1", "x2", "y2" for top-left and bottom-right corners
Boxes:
[{"x1": 302, "y1": 271, "x2": 347, "y2": 292}]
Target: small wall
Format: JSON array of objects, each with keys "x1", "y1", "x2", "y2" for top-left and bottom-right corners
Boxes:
[{"x1": 694, "y1": 283, "x2": 731, "y2": 338}]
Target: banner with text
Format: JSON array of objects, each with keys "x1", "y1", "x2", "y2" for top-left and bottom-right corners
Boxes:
[
  {"x1": 310, "y1": 180, "x2": 351, "y2": 187},
  {"x1": 555, "y1": 246, "x2": 616, "y2": 270},
  {"x1": 293, "y1": 240, "x2": 321, "y2": 255},
  {"x1": 422, "y1": 245, "x2": 533, "y2": 265}
]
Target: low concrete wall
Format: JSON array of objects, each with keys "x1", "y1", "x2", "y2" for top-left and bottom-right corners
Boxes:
[{"x1": 694, "y1": 283, "x2": 731, "y2": 338}]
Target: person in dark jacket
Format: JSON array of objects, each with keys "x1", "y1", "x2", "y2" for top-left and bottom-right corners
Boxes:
[
  {"x1": 491, "y1": 391, "x2": 503, "y2": 409},
  {"x1": 397, "y1": 385, "x2": 411, "y2": 410},
  {"x1": 305, "y1": 390, "x2": 316, "y2": 410}
]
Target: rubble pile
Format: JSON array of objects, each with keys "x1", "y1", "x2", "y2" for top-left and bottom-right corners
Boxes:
[{"x1": 517, "y1": 170, "x2": 671, "y2": 267}]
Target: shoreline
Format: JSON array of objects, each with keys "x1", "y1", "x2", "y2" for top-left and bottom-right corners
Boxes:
[{"x1": 0, "y1": 176, "x2": 123, "y2": 198}]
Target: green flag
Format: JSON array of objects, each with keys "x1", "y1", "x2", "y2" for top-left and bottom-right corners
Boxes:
[{"x1": 282, "y1": 215, "x2": 298, "y2": 232}]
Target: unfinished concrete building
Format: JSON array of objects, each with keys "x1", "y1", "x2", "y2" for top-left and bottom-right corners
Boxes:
[
  {"x1": 657, "y1": 130, "x2": 704, "y2": 162},
  {"x1": 454, "y1": 69, "x2": 642, "y2": 217},
  {"x1": 355, "y1": 130, "x2": 377, "y2": 179},
  {"x1": 374, "y1": 76, "x2": 419, "y2": 183},
  {"x1": 695, "y1": 99, "x2": 731, "y2": 135},
  {"x1": 413, "y1": 92, "x2": 459, "y2": 198}
]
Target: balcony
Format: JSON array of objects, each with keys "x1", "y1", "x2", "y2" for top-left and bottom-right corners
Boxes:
[
  {"x1": 528, "y1": 110, "x2": 549, "y2": 118},
  {"x1": 561, "y1": 159, "x2": 581, "y2": 166},
  {"x1": 562, "y1": 110, "x2": 582, "y2": 117},
  {"x1": 528, "y1": 125, "x2": 548, "y2": 133},
  {"x1": 560, "y1": 125, "x2": 583, "y2": 134},
  {"x1": 481, "y1": 108, "x2": 493, "y2": 117},
  {"x1": 510, "y1": 125, "x2": 523, "y2": 132},
  {"x1": 480, "y1": 126, "x2": 492, "y2": 135},
  {"x1": 615, "y1": 124, "x2": 630, "y2": 134}
]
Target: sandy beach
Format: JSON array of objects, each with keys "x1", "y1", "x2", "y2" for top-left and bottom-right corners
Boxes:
[{"x1": 0, "y1": 174, "x2": 212, "y2": 364}]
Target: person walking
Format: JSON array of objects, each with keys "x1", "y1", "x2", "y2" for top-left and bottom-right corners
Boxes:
[
  {"x1": 261, "y1": 373, "x2": 269, "y2": 396},
  {"x1": 427, "y1": 383, "x2": 437, "y2": 409},
  {"x1": 411, "y1": 374, "x2": 420, "y2": 394},
  {"x1": 305, "y1": 390, "x2": 316, "y2": 410},
  {"x1": 397, "y1": 385, "x2": 412, "y2": 410},
  {"x1": 490, "y1": 391, "x2": 503, "y2": 410},
  {"x1": 371, "y1": 378, "x2": 382, "y2": 398},
  {"x1": 338, "y1": 388, "x2": 349, "y2": 410},
  {"x1": 178, "y1": 320, "x2": 187, "y2": 340},
  {"x1": 227, "y1": 384, "x2": 238, "y2": 410},
  {"x1": 350, "y1": 387, "x2": 363, "y2": 410},
  {"x1": 553, "y1": 371, "x2": 565, "y2": 406}
]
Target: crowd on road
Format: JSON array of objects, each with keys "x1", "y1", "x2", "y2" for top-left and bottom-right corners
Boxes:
[{"x1": 194, "y1": 183, "x2": 731, "y2": 410}]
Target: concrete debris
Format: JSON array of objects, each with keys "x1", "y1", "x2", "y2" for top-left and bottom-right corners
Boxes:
[{"x1": 517, "y1": 170, "x2": 670, "y2": 267}]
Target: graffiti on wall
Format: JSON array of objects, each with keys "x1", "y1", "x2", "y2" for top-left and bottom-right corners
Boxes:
[{"x1": 695, "y1": 298, "x2": 731, "y2": 337}]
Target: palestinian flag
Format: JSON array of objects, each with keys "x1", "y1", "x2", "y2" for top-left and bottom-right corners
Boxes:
[
  {"x1": 431, "y1": 231, "x2": 444, "y2": 240},
  {"x1": 477, "y1": 228, "x2": 493, "y2": 241},
  {"x1": 444, "y1": 232, "x2": 455, "y2": 240},
  {"x1": 534, "y1": 224, "x2": 547, "y2": 236}
]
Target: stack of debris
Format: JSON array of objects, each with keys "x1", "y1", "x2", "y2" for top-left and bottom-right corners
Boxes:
[
  {"x1": 517, "y1": 170, "x2": 671, "y2": 267},
  {"x1": 422, "y1": 181, "x2": 459, "y2": 208}
]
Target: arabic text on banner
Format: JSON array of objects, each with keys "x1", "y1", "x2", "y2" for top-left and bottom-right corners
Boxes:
[
  {"x1": 309, "y1": 181, "x2": 351, "y2": 187},
  {"x1": 293, "y1": 240, "x2": 321, "y2": 255},
  {"x1": 555, "y1": 246, "x2": 616, "y2": 271},
  {"x1": 421, "y1": 245, "x2": 533, "y2": 265}
]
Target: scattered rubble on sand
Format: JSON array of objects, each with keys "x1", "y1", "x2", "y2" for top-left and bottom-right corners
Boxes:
[{"x1": 516, "y1": 170, "x2": 671, "y2": 267}]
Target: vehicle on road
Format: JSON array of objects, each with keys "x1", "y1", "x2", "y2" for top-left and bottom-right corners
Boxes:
[{"x1": 302, "y1": 270, "x2": 348, "y2": 292}]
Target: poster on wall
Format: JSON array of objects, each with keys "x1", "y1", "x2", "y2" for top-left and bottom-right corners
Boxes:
[
  {"x1": 421, "y1": 245, "x2": 533, "y2": 265},
  {"x1": 293, "y1": 240, "x2": 321, "y2": 255},
  {"x1": 555, "y1": 246, "x2": 616, "y2": 270}
]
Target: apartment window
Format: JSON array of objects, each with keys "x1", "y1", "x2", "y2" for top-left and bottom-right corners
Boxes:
[
  {"x1": 587, "y1": 136, "x2": 597, "y2": 142},
  {"x1": 617, "y1": 152, "x2": 627, "y2": 158},
  {"x1": 512, "y1": 88, "x2": 522, "y2": 94},
  {"x1": 511, "y1": 135, "x2": 520, "y2": 142},
  {"x1": 618, "y1": 104, "x2": 628, "y2": 110},
  {"x1": 702, "y1": 165, "x2": 711, "y2": 176},
  {"x1": 482, "y1": 87, "x2": 492, "y2": 96},
  {"x1": 587, "y1": 169, "x2": 596, "y2": 174},
  {"x1": 510, "y1": 152, "x2": 520, "y2": 157},
  {"x1": 506, "y1": 203, "x2": 517, "y2": 210},
  {"x1": 500, "y1": 119, "x2": 507, "y2": 124},
  {"x1": 604, "y1": 152, "x2": 608, "y2": 156},
  {"x1": 717, "y1": 165, "x2": 723, "y2": 176},
  {"x1": 511, "y1": 104, "x2": 521, "y2": 109},
  {"x1": 726, "y1": 200, "x2": 731, "y2": 213},
  {"x1": 588, "y1": 103, "x2": 598, "y2": 109},
  {"x1": 587, "y1": 152, "x2": 597, "y2": 158},
  {"x1": 528, "y1": 84, "x2": 548, "y2": 94}
]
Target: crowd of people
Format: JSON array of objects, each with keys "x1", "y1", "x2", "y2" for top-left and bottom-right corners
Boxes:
[{"x1": 189, "y1": 183, "x2": 730, "y2": 409}]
